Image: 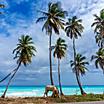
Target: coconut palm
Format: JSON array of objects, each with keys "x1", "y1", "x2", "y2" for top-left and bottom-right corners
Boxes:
[
  {"x1": 91, "y1": 48, "x2": 104, "y2": 73},
  {"x1": 95, "y1": 34, "x2": 104, "y2": 48},
  {"x1": 1, "y1": 35, "x2": 36, "y2": 98},
  {"x1": 53, "y1": 38, "x2": 67, "y2": 95},
  {"x1": 65, "y1": 16, "x2": 86, "y2": 95},
  {"x1": 36, "y1": 2, "x2": 67, "y2": 85},
  {"x1": 70, "y1": 54, "x2": 89, "y2": 94},
  {"x1": 91, "y1": 9, "x2": 104, "y2": 48},
  {"x1": 65, "y1": 16, "x2": 84, "y2": 58}
]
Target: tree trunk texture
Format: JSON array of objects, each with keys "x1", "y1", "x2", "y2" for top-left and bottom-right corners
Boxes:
[
  {"x1": 72, "y1": 38, "x2": 86, "y2": 95},
  {"x1": 49, "y1": 34, "x2": 54, "y2": 85},
  {"x1": 58, "y1": 59, "x2": 63, "y2": 95},
  {"x1": 1, "y1": 62, "x2": 21, "y2": 98}
]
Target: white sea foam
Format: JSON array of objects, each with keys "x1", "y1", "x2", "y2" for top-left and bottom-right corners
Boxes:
[{"x1": 6, "y1": 91, "x2": 37, "y2": 97}]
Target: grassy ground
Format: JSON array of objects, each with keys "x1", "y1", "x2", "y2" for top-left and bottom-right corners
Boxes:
[{"x1": 0, "y1": 94, "x2": 104, "y2": 104}]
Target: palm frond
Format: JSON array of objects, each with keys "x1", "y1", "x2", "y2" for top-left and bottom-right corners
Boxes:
[
  {"x1": 53, "y1": 37, "x2": 67, "y2": 59},
  {"x1": 13, "y1": 35, "x2": 36, "y2": 66},
  {"x1": 36, "y1": 17, "x2": 47, "y2": 23},
  {"x1": 65, "y1": 16, "x2": 83, "y2": 39}
]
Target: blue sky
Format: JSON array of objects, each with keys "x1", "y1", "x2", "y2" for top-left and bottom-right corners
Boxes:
[{"x1": 0, "y1": 0, "x2": 104, "y2": 86}]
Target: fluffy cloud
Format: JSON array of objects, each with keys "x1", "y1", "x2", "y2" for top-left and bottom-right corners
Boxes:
[{"x1": 0, "y1": 0, "x2": 104, "y2": 85}]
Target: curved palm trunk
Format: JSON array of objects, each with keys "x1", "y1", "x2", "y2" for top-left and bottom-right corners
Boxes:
[
  {"x1": 49, "y1": 34, "x2": 54, "y2": 85},
  {"x1": 1, "y1": 62, "x2": 21, "y2": 98},
  {"x1": 58, "y1": 59, "x2": 63, "y2": 95},
  {"x1": 0, "y1": 68, "x2": 19, "y2": 83},
  {"x1": 72, "y1": 38, "x2": 86, "y2": 95},
  {"x1": 75, "y1": 72, "x2": 86, "y2": 95}
]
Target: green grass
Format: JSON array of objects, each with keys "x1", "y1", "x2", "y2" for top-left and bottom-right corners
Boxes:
[
  {"x1": 45, "y1": 94, "x2": 104, "y2": 103},
  {"x1": 1, "y1": 94, "x2": 104, "y2": 104}
]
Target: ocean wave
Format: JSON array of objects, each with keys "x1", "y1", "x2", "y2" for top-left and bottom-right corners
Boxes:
[{"x1": 6, "y1": 91, "x2": 38, "y2": 97}]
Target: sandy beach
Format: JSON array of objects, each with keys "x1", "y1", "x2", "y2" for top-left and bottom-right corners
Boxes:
[
  {"x1": 0, "y1": 97, "x2": 47, "y2": 104},
  {"x1": 57, "y1": 101, "x2": 104, "y2": 104},
  {"x1": 0, "y1": 94, "x2": 104, "y2": 104},
  {"x1": 58, "y1": 101, "x2": 104, "y2": 104},
  {"x1": 0, "y1": 97, "x2": 104, "y2": 104}
]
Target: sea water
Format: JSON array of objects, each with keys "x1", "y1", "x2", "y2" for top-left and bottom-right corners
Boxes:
[{"x1": 0, "y1": 85, "x2": 104, "y2": 97}]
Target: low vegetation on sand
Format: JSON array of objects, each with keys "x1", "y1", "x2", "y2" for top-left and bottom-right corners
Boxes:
[{"x1": 0, "y1": 94, "x2": 104, "y2": 104}]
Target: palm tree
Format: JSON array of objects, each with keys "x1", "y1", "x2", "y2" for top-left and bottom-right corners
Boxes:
[
  {"x1": 65, "y1": 16, "x2": 84, "y2": 58},
  {"x1": 91, "y1": 9, "x2": 104, "y2": 48},
  {"x1": 65, "y1": 16, "x2": 85, "y2": 95},
  {"x1": 1, "y1": 35, "x2": 36, "y2": 98},
  {"x1": 36, "y1": 2, "x2": 67, "y2": 85},
  {"x1": 70, "y1": 54, "x2": 89, "y2": 95},
  {"x1": 53, "y1": 38, "x2": 67, "y2": 95},
  {"x1": 95, "y1": 34, "x2": 104, "y2": 48},
  {"x1": 91, "y1": 48, "x2": 104, "y2": 73}
]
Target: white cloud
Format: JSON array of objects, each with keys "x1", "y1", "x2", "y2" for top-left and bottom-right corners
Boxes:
[{"x1": 0, "y1": 0, "x2": 104, "y2": 85}]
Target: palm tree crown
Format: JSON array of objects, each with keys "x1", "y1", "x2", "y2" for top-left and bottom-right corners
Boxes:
[
  {"x1": 36, "y1": 2, "x2": 67, "y2": 35},
  {"x1": 91, "y1": 48, "x2": 104, "y2": 72},
  {"x1": 91, "y1": 9, "x2": 104, "y2": 35},
  {"x1": 91, "y1": 14, "x2": 104, "y2": 34},
  {"x1": 100, "y1": 9, "x2": 104, "y2": 19},
  {"x1": 70, "y1": 54, "x2": 89, "y2": 76},
  {"x1": 13, "y1": 35, "x2": 36, "y2": 66},
  {"x1": 53, "y1": 38, "x2": 67, "y2": 59},
  {"x1": 65, "y1": 16, "x2": 84, "y2": 39},
  {"x1": 95, "y1": 34, "x2": 104, "y2": 47},
  {"x1": 91, "y1": 10, "x2": 104, "y2": 47}
]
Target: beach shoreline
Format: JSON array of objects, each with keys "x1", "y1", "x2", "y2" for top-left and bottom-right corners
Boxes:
[
  {"x1": 0, "y1": 94, "x2": 104, "y2": 104},
  {"x1": 1, "y1": 85, "x2": 104, "y2": 97}
]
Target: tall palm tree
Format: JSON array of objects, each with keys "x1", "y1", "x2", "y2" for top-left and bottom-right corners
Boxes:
[
  {"x1": 70, "y1": 54, "x2": 89, "y2": 95},
  {"x1": 53, "y1": 38, "x2": 67, "y2": 95},
  {"x1": 91, "y1": 48, "x2": 104, "y2": 73},
  {"x1": 36, "y1": 2, "x2": 67, "y2": 85},
  {"x1": 65, "y1": 16, "x2": 85, "y2": 95},
  {"x1": 91, "y1": 9, "x2": 104, "y2": 48},
  {"x1": 1, "y1": 35, "x2": 36, "y2": 98}
]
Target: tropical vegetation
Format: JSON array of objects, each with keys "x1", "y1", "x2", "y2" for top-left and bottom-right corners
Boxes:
[
  {"x1": 65, "y1": 16, "x2": 86, "y2": 95},
  {"x1": 91, "y1": 8, "x2": 104, "y2": 74},
  {"x1": 70, "y1": 54, "x2": 89, "y2": 95},
  {"x1": 53, "y1": 37, "x2": 67, "y2": 95},
  {"x1": 1, "y1": 35, "x2": 36, "y2": 98},
  {"x1": 1, "y1": 94, "x2": 104, "y2": 103},
  {"x1": 91, "y1": 48, "x2": 104, "y2": 73},
  {"x1": 91, "y1": 10, "x2": 104, "y2": 48},
  {"x1": 36, "y1": 2, "x2": 67, "y2": 85}
]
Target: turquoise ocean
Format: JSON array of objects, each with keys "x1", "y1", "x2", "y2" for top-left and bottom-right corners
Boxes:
[{"x1": 0, "y1": 86, "x2": 104, "y2": 97}]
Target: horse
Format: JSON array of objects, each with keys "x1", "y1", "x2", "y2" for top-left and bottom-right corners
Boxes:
[{"x1": 44, "y1": 85, "x2": 59, "y2": 97}]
